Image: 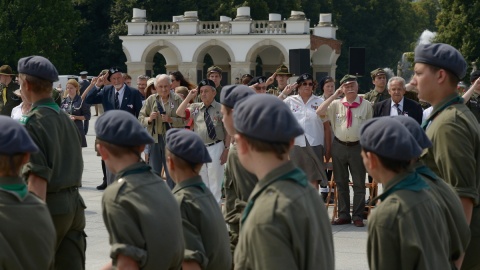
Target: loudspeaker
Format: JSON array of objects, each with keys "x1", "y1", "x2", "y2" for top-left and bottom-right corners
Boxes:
[
  {"x1": 289, "y1": 49, "x2": 310, "y2": 76},
  {"x1": 349, "y1": 47, "x2": 366, "y2": 76}
]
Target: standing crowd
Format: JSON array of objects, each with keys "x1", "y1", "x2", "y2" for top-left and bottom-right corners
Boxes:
[{"x1": 0, "y1": 41, "x2": 480, "y2": 270}]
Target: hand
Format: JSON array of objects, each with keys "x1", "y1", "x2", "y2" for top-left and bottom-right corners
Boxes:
[
  {"x1": 220, "y1": 148, "x2": 229, "y2": 165},
  {"x1": 161, "y1": 114, "x2": 172, "y2": 123},
  {"x1": 248, "y1": 83, "x2": 258, "y2": 91},
  {"x1": 333, "y1": 87, "x2": 343, "y2": 98},
  {"x1": 473, "y1": 78, "x2": 480, "y2": 91},
  {"x1": 188, "y1": 88, "x2": 198, "y2": 100},
  {"x1": 90, "y1": 77, "x2": 98, "y2": 86},
  {"x1": 283, "y1": 83, "x2": 297, "y2": 96},
  {"x1": 265, "y1": 72, "x2": 276, "y2": 86},
  {"x1": 95, "y1": 73, "x2": 106, "y2": 87},
  {"x1": 70, "y1": 115, "x2": 76, "y2": 121},
  {"x1": 149, "y1": 112, "x2": 159, "y2": 122}
]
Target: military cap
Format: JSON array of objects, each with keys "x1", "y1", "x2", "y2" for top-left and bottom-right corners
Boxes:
[
  {"x1": 0, "y1": 116, "x2": 38, "y2": 154},
  {"x1": 0, "y1": 65, "x2": 15, "y2": 76},
  {"x1": 390, "y1": 116, "x2": 432, "y2": 149},
  {"x1": 95, "y1": 110, "x2": 154, "y2": 147},
  {"x1": 220, "y1": 85, "x2": 256, "y2": 109},
  {"x1": 166, "y1": 128, "x2": 212, "y2": 164},
  {"x1": 470, "y1": 70, "x2": 480, "y2": 83},
  {"x1": 247, "y1": 76, "x2": 267, "y2": 86},
  {"x1": 234, "y1": 94, "x2": 304, "y2": 143},
  {"x1": 107, "y1": 67, "x2": 122, "y2": 82},
  {"x1": 370, "y1": 68, "x2": 386, "y2": 79},
  {"x1": 275, "y1": 65, "x2": 292, "y2": 76},
  {"x1": 414, "y1": 43, "x2": 467, "y2": 79},
  {"x1": 360, "y1": 117, "x2": 422, "y2": 161},
  {"x1": 340, "y1": 75, "x2": 357, "y2": 85},
  {"x1": 79, "y1": 71, "x2": 88, "y2": 76},
  {"x1": 17, "y1": 56, "x2": 59, "y2": 82},
  {"x1": 296, "y1": 73, "x2": 314, "y2": 84},
  {"x1": 207, "y1": 66, "x2": 222, "y2": 75},
  {"x1": 198, "y1": 79, "x2": 216, "y2": 89}
]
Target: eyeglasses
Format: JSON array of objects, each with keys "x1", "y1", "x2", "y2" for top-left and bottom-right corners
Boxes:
[{"x1": 301, "y1": 82, "x2": 314, "y2": 86}]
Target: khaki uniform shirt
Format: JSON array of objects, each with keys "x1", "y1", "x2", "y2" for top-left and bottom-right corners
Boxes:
[
  {"x1": 102, "y1": 163, "x2": 184, "y2": 270},
  {"x1": 364, "y1": 88, "x2": 390, "y2": 105},
  {"x1": 367, "y1": 172, "x2": 450, "y2": 270},
  {"x1": 234, "y1": 161, "x2": 334, "y2": 269},
  {"x1": 188, "y1": 101, "x2": 226, "y2": 144},
  {"x1": 138, "y1": 93, "x2": 184, "y2": 142},
  {"x1": 172, "y1": 175, "x2": 232, "y2": 270},
  {"x1": 326, "y1": 96, "x2": 373, "y2": 142},
  {"x1": 0, "y1": 176, "x2": 56, "y2": 270}
]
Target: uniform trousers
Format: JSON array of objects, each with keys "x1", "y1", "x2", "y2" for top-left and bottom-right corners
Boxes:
[
  {"x1": 149, "y1": 134, "x2": 175, "y2": 189},
  {"x1": 200, "y1": 141, "x2": 225, "y2": 204},
  {"x1": 331, "y1": 139, "x2": 366, "y2": 221}
]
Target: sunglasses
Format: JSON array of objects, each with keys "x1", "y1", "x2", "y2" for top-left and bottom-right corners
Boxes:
[{"x1": 301, "y1": 82, "x2": 314, "y2": 86}]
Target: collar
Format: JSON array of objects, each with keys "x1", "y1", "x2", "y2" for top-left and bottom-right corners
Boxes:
[
  {"x1": 431, "y1": 93, "x2": 460, "y2": 113},
  {"x1": 0, "y1": 176, "x2": 28, "y2": 200},
  {"x1": 293, "y1": 94, "x2": 318, "y2": 104},
  {"x1": 172, "y1": 175, "x2": 206, "y2": 194},
  {"x1": 390, "y1": 97, "x2": 404, "y2": 107},
  {"x1": 200, "y1": 100, "x2": 218, "y2": 110},
  {"x1": 373, "y1": 87, "x2": 387, "y2": 94},
  {"x1": 372, "y1": 169, "x2": 429, "y2": 203},
  {"x1": 114, "y1": 84, "x2": 126, "y2": 95},
  {"x1": 341, "y1": 95, "x2": 361, "y2": 104},
  {"x1": 253, "y1": 161, "x2": 305, "y2": 194},
  {"x1": 32, "y1": 97, "x2": 56, "y2": 107},
  {"x1": 115, "y1": 162, "x2": 151, "y2": 180}
]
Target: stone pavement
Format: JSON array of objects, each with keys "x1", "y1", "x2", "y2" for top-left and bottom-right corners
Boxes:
[{"x1": 81, "y1": 114, "x2": 370, "y2": 270}]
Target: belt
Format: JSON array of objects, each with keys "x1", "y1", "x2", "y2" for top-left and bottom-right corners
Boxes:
[
  {"x1": 334, "y1": 137, "x2": 359, "y2": 146},
  {"x1": 205, "y1": 140, "x2": 222, "y2": 147},
  {"x1": 47, "y1": 186, "x2": 79, "y2": 194}
]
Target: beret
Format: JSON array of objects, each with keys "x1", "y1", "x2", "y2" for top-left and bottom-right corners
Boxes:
[
  {"x1": 296, "y1": 73, "x2": 314, "y2": 84},
  {"x1": 17, "y1": 56, "x2": 59, "y2": 82},
  {"x1": 414, "y1": 43, "x2": 467, "y2": 79},
  {"x1": 207, "y1": 66, "x2": 222, "y2": 74},
  {"x1": 0, "y1": 116, "x2": 38, "y2": 154},
  {"x1": 248, "y1": 76, "x2": 267, "y2": 86},
  {"x1": 107, "y1": 67, "x2": 122, "y2": 82},
  {"x1": 360, "y1": 117, "x2": 422, "y2": 161},
  {"x1": 390, "y1": 116, "x2": 432, "y2": 149},
  {"x1": 340, "y1": 75, "x2": 357, "y2": 85},
  {"x1": 95, "y1": 110, "x2": 154, "y2": 146},
  {"x1": 198, "y1": 79, "x2": 216, "y2": 89},
  {"x1": 79, "y1": 71, "x2": 88, "y2": 76},
  {"x1": 471, "y1": 70, "x2": 480, "y2": 83},
  {"x1": 166, "y1": 128, "x2": 212, "y2": 164},
  {"x1": 220, "y1": 85, "x2": 256, "y2": 108},
  {"x1": 275, "y1": 64, "x2": 292, "y2": 76},
  {"x1": 234, "y1": 94, "x2": 304, "y2": 143},
  {"x1": 370, "y1": 68, "x2": 386, "y2": 79}
]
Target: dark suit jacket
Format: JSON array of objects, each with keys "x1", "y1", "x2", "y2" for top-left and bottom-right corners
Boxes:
[
  {"x1": 373, "y1": 97, "x2": 423, "y2": 124},
  {"x1": 85, "y1": 84, "x2": 143, "y2": 117}
]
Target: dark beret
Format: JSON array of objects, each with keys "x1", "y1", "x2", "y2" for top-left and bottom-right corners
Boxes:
[
  {"x1": 296, "y1": 73, "x2": 314, "y2": 84},
  {"x1": 340, "y1": 75, "x2": 357, "y2": 85},
  {"x1": 207, "y1": 66, "x2": 222, "y2": 75},
  {"x1": 234, "y1": 94, "x2": 304, "y2": 143},
  {"x1": 248, "y1": 76, "x2": 267, "y2": 86},
  {"x1": 360, "y1": 117, "x2": 422, "y2": 161},
  {"x1": 414, "y1": 43, "x2": 467, "y2": 79},
  {"x1": 471, "y1": 70, "x2": 480, "y2": 83},
  {"x1": 220, "y1": 85, "x2": 256, "y2": 109},
  {"x1": 0, "y1": 116, "x2": 38, "y2": 154},
  {"x1": 370, "y1": 68, "x2": 386, "y2": 79},
  {"x1": 107, "y1": 67, "x2": 122, "y2": 82},
  {"x1": 95, "y1": 110, "x2": 154, "y2": 146},
  {"x1": 390, "y1": 116, "x2": 432, "y2": 149},
  {"x1": 17, "y1": 56, "x2": 59, "y2": 82},
  {"x1": 166, "y1": 128, "x2": 212, "y2": 164},
  {"x1": 198, "y1": 79, "x2": 216, "y2": 89}
]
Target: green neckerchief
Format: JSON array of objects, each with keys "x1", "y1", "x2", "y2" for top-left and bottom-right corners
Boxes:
[
  {"x1": 116, "y1": 162, "x2": 152, "y2": 180},
  {"x1": 378, "y1": 171, "x2": 430, "y2": 202},
  {"x1": 0, "y1": 183, "x2": 28, "y2": 199},
  {"x1": 421, "y1": 95, "x2": 463, "y2": 130},
  {"x1": 415, "y1": 163, "x2": 440, "y2": 182},
  {"x1": 241, "y1": 167, "x2": 307, "y2": 225},
  {"x1": 19, "y1": 98, "x2": 60, "y2": 125},
  {"x1": 172, "y1": 175, "x2": 207, "y2": 194}
]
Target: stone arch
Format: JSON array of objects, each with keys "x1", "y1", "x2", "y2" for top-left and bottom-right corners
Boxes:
[
  {"x1": 192, "y1": 40, "x2": 235, "y2": 64},
  {"x1": 311, "y1": 44, "x2": 337, "y2": 65},
  {"x1": 245, "y1": 39, "x2": 289, "y2": 66},
  {"x1": 122, "y1": 46, "x2": 132, "y2": 63},
  {"x1": 141, "y1": 40, "x2": 182, "y2": 66}
]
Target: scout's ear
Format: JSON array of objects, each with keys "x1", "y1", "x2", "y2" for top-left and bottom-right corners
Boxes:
[{"x1": 97, "y1": 143, "x2": 110, "y2": 161}]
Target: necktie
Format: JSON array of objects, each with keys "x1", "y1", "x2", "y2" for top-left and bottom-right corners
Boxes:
[
  {"x1": 394, "y1": 103, "x2": 402, "y2": 115},
  {"x1": 342, "y1": 97, "x2": 362, "y2": 128},
  {"x1": 204, "y1": 106, "x2": 216, "y2": 140},
  {"x1": 2, "y1": 86, "x2": 6, "y2": 105},
  {"x1": 115, "y1": 92, "x2": 119, "y2": 109}
]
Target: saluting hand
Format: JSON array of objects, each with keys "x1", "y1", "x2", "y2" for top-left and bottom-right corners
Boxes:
[
  {"x1": 188, "y1": 88, "x2": 198, "y2": 100},
  {"x1": 265, "y1": 72, "x2": 276, "y2": 86}
]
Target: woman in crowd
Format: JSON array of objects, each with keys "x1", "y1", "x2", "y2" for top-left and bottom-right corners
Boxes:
[
  {"x1": 170, "y1": 71, "x2": 196, "y2": 90},
  {"x1": 283, "y1": 73, "x2": 330, "y2": 190},
  {"x1": 10, "y1": 88, "x2": 32, "y2": 121},
  {"x1": 60, "y1": 79, "x2": 91, "y2": 147}
]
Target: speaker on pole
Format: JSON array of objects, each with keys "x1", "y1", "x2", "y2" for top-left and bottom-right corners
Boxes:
[
  {"x1": 289, "y1": 49, "x2": 310, "y2": 76},
  {"x1": 349, "y1": 47, "x2": 365, "y2": 76}
]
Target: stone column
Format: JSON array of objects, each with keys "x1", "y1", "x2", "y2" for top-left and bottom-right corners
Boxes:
[
  {"x1": 178, "y1": 62, "x2": 203, "y2": 84},
  {"x1": 126, "y1": 61, "x2": 149, "y2": 88},
  {"x1": 230, "y1": 62, "x2": 255, "y2": 84}
]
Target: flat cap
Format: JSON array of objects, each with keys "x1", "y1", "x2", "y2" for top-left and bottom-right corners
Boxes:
[
  {"x1": 95, "y1": 110, "x2": 154, "y2": 146},
  {"x1": 414, "y1": 43, "x2": 467, "y2": 79},
  {"x1": 0, "y1": 116, "x2": 38, "y2": 154},
  {"x1": 107, "y1": 67, "x2": 122, "y2": 82},
  {"x1": 390, "y1": 116, "x2": 432, "y2": 149},
  {"x1": 220, "y1": 85, "x2": 256, "y2": 108},
  {"x1": 247, "y1": 76, "x2": 267, "y2": 86},
  {"x1": 340, "y1": 75, "x2": 357, "y2": 85},
  {"x1": 360, "y1": 117, "x2": 422, "y2": 161},
  {"x1": 471, "y1": 70, "x2": 480, "y2": 83},
  {"x1": 275, "y1": 65, "x2": 292, "y2": 76},
  {"x1": 79, "y1": 71, "x2": 88, "y2": 76},
  {"x1": 166, "y1": 128, "x2": 212, "y2": 164},
  {"x1": 198, "y1": 79, "x2": 216, "y2": 89},
  {"x1": 18, "y1": 56, "x2": 59, "y2": 82},
  {"x1": 234, "y1": 94, "x2": 304, "y2": 143},
  {"x1": 296, "y1": 73, "x2": 314, "y2": 84},
  {"x1": 207, "y1": 66, "x2": 222, "y2": 75},
  {"x1": 370, "y1": 68, "x2": 386, "y2": 79}
]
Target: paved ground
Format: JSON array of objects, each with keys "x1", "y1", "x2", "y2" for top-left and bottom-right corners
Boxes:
[{"x1": 80, "y1": 113, "x2": 371, "y2": 270}]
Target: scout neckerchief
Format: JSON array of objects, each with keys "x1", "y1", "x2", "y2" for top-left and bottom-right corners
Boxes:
[
  {"x1": 415, "y1": 164, "x2": 440, "y2": 182},
  {"x1": 342, "y1": 97, "x2": 362, "y2": 128},
  {"x1": 0, "y1": 183, "x2": 28, "y2": 199},
  {"x1": 19, "y1": 100, "x2": 60, "y2": 125},
  {"x1": 421, "y1": 95, "x2": 463, "y2": 130},
  {"x1": 377, "y1": 171, "x2": 429, "y2": 202},
  {"x1": 241, "y1": 167, "x2": 308, "y2": 225},
  {"x1": 173, "y1": 176, "x2": 207, "y2": 193},
  {"x1": 116, "y1": 163, "x2": 152, "y2": 180}
]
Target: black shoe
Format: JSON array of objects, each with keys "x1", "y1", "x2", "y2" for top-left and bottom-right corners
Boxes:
[{"x1": 96, "y1": 182, "x2": 107, "y2": 190}]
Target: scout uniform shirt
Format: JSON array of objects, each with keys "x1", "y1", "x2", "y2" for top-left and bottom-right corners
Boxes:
[
  {"x1": 327, "y1": 96, "x2": 373, "y2": 142},
  {"x1": 138, "y1": 93, "x2": 184, "y2": 142},
  {"x1": 367, "y1": 171, "x2": 450, "y2": 270},
  {"x1": 234, "y1": 161, "x2": 334, "y2": 269},
  {"x1": 364, "y1": 88, "x2": 390, "y2": 105},
  {"x1": 188, "y1": 101, "x2": 226, "y2": 144},
  {"x1": 0, "y1": 176, "x2": 56, "y2": 270},
  {"x1": 102, "y1": 162, "x2": 184, "y2": 270},
  {"x1": 172, "y1": 175, "x2": 232, "y2": 269}
]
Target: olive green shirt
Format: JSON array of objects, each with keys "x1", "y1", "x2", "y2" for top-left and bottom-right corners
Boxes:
[
  {"x1": 465, "y1": 92, "x2": 480, "y2": 123},
  {"x1": 367, "y1": 172, "x2": 450, "y2": 270},
  {"x1": 363, "y1": 88, "x2": 390, "y2": 105},
  {"x1": 188, "y1": 101, "x2": 226, "y2": 144},
  {"x1": 234, "y1": 161, "x2": 334, "y2": 269},
  {"x1": 102, "y1": 163, "x2": 184, "y2": 270},
  {"x1": 0, "y1": 176, "x2": 56, "y2": 270},
  {"x1": 172, "y1": 175, "x2": 232, "y2": 270},
  {"x1": 214, "y1": 85, "x2": 223, "y2": 102}
]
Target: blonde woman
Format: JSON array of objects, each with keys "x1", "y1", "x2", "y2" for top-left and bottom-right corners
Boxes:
[{"x1": 60, "y1": 79, "x2": 91, "y2": 147}]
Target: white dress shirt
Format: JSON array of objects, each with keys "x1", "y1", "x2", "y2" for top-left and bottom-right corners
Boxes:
[
  {"x1": 390, "y1": 97, "x2": 405, "y2": 116},
  {"x1": 115, "y1": 84, "x2": 126, "y2": 108}
]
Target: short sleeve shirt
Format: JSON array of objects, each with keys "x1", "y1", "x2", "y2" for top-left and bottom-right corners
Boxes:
[{"x1": 188, "y1": 101, "x2": 226, "y2": 144}]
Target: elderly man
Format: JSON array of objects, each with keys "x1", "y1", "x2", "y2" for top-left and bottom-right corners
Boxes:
[
  {"x1": 317, "y1": 75, "x2": 373, "y2": 227},
  {"x1": 364, "y1": 68, "x2": 390, "y2": 105},
  {"x1": 0, "y1": 65, "x2": 21, "y2": 116},
  {"x1": 207, "y1": 66, "x2": 223, "y2": 102},
  {"x1": 136, "y1": 74, "x2": 149, "y2": 100},
  {"x1": 373, "y1": 76, "x2": 423, "y2": 124},
  {"x1": 411, "y1": 43, "x2": 480, "y2": 270},
  {"x1": 176, "y1": 79, "x2": 230, "y2": 203}
]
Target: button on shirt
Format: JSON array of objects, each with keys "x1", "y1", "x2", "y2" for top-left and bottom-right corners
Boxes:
[
  {"x1": 114, "y1": 85, "x2": 126, "y2": 108},
  {"x1": 188, "y1": 101, "x2": 226, "y2": 144},
  {"x1": 390, "y1": 97, "x2": 404, "y2": 116},
  {"x1": 326, "y1": 96, "x2": 373, "y2": 142},
  {"x1": 284, "y1": 95, "x2": 326, "y2": 147}
]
